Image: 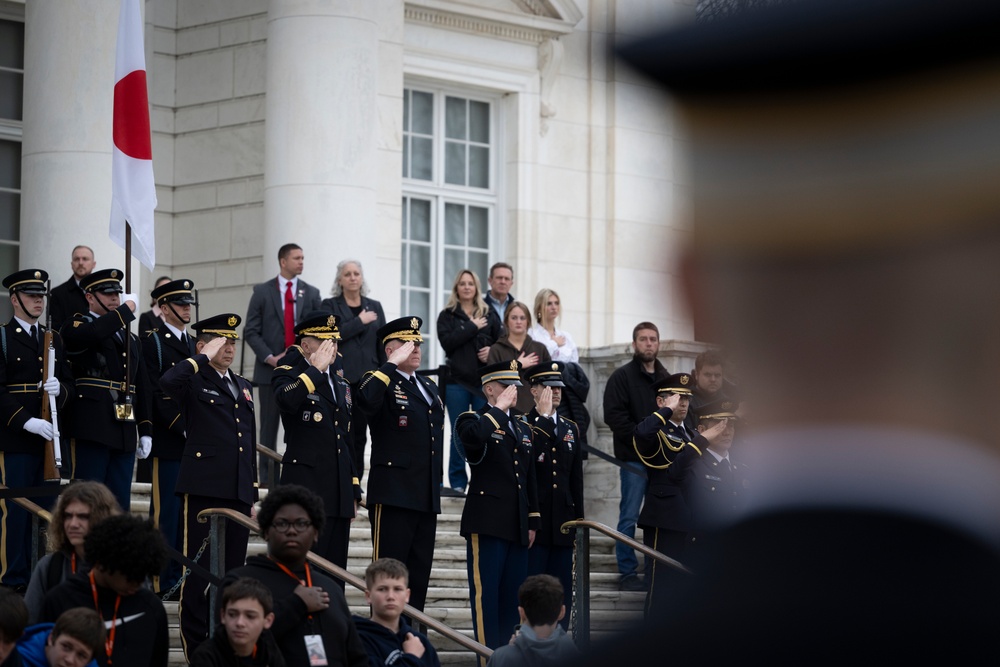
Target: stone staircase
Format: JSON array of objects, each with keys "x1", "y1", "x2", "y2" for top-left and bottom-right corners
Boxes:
[{"x1": 126, "y1": 483, "x2": 644, "y2": 666}]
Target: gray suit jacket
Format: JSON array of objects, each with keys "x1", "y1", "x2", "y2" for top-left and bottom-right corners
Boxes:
[{"x1": 243, "y1": 276, "x2": 322, "y2": 383}]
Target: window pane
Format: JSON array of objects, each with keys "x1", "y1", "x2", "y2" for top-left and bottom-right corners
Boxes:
[
  {"x1": 0, "y1": 71, "x2": 23, "y2": 122},
  {"x1": 445, "y1": 97, "x2": 466, "y2": 140},
  {"x1": 445, "y1": 142, "x2": 465, "y2": 186},
  {"x1": 469, "y1": 101, "x2": 489, "y2": 143},
  {"x1": 470, "y1": 251, "x2": 489, "y2": 287},
  {"x1": 0, "y1": 141, "x2": 21, "y2": 189},
  {"x1": 410, "y1": 290, "x2": 430, "y2": 331},
  {"x1": 410, "y1": 199, "x2": 431, "y2": 242},
  {"x1": 0, "y1": 21, "x2": 25, "y2": 69},
  {"x1": 411, "y1": 91, "x2": 433, "y2": 135},
  {"x1": 403, "y1": 90, "x2": 410, "y2": 131},
  {"x1": 444, "y1": 248, "x2": 464, "y2": 287},
  {"x1": 469, "y1": 145, "x2": 489, "y2": 189},
  {"x1": 411, "y1": 137, "x2": 433, "y2": 181},
  {"x1": 402, "y1": 136, "x2": 409, "y2": 178},
  {"x1": 400, "y1": 252, "x2": 407, "y2": 284},
  {"x1": 0, "y1": 192, "x2": 19, "y2": 241},
  {"x1": 468, "y1": 206, "x2": 488, "y2": 249},
  {"x1": 0, "y1": 244, "x2": 16, "y2": 280},
  {"x1": 409, "y1": 245, "x2": 430, "y2": 288},
  {"x1": 444, "y1": 203, "x2": 464, "y2": 246}
]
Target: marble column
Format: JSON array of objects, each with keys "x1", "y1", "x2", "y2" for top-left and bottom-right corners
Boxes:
[{"x1": 265, "y1": 1, "x2": 380, "y2": 296}]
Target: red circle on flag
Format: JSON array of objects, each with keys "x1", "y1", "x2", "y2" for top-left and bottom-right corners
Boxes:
[{"x1": 113, "y1": 70, "x2": 152, "y2": 160}]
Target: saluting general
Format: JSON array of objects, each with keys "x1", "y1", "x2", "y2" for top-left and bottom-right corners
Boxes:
[
  {"x1": 272, "y1": 311, "x2": 360, "y2": 584},
  {"x1": 356, "y1": 316, "x2": 444, "y2": 612},
  {"x1": 0, "y1": 269, "x2": 72, "y2": 591},
  {"x1": 61, "y1": 268, "x2": 152, "y2": 512},
  {"x1": 160, "y1": 313, "x2": 257, "y2": 659}
]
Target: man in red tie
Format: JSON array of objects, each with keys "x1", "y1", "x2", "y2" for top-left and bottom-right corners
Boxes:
[{"x1": 244, "y1": 244, "x2": 322, "y2": 486}]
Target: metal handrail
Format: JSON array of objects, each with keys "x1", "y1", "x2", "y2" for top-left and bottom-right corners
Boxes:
[
  {"x1": 256, "y1": 443, "x2": 282, "y2": 463},
  {"x1": 197, "y1": 507, "x2": 492, "y2": 660},
  {"x1": 0, "y1": 484, "x2": 54, "y2": 574},
  {"x1": 559, "y1": 518, "x2": 690, "y2": 650}
]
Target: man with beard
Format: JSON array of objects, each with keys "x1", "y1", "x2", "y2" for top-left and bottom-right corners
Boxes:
[
  {"x1": 141, "y1": 278, "x2": 197, "y2": 596},
  {"x1": 161, "y1": 313, "x2": 257, "y2": 659},
  {"x1": 49, "y1": 246, "x2": 95, "y2": 331},
  {"x1": 219, "y1": 484, "x2": 368, "y2": 667},
  {"x1": 601, "y1": 322, "x2": 669, "y2": 591}
]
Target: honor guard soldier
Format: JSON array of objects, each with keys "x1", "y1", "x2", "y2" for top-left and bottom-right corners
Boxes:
[
  {"x1": 271, "y1": 311, "x2": 360, "y2": 585},
  {"x1": 0, "y1": 269, "x2": 72, "y2": 591},
  {"x1": 456, "y1": 360, "x2": 540, "y2": 660},
  {"x1": 356, "y1": 316, "x2": 444, "y2": 612},
  {"x1": 161, "y1": 313, "x2": 257, "y2": 659},
  {"x1": 523, "y1": 362, "x2": 584, "y2": 629},
  {"x1": 633, "y1": 373, "x2": 728, "y2": 618},
  {"x1": 61, "y1": 268, "x2": 152, "y2": 512},
  {"x1": 141, "y1": 278, "x2": 197, "y2": 596}
]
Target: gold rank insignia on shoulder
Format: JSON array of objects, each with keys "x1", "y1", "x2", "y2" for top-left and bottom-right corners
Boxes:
[
  {"x1": 73, "y1": 321, "x2": 82, "y2": 328},
  {"x1": 410, "y1": 317, "x2": 419, "y2": 329},
  {"x1": 227, "y1": 315, "x2": 238, "y2": 327},
  {"x1": 510, "y1": 360, "x2": 518, "y2": 371},
  {"x1": 277, "y1": 365, "x2": 293, "y2": 370}
]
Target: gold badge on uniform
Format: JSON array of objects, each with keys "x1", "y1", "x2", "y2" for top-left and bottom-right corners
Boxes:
[
  {"x1": 510, "y1": 360, "x2": 518, "y2": 371},
  {"x1": 111, "y1": 270, "x2": 119, "y2": 278},
  {"x1": 33, "y1": 271, "x2": 41, "y2": 279},
  {"x1": 680, "y1": 374, "x2": 690, "y2": 385},
  {"x1": 313, "y1": 412, "x2": 323, "y2": 423},
  {"x1": 227, "y1": 315, "x2": 238, "y2": 327},
  {"x1": 551, "y1": 363, "x2": 558, "y2": 370},
  {"x1": 410, "y1": 317, "x2": 419, "y2": 330},
  {"x1": 183, "y1": 280, "x2": 191, "y2": 288},
  {"x1": 327, "y1": 315, "x2": 336, "y2": 327}
]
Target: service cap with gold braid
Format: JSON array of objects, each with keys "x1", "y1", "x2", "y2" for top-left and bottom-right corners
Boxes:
[
  {"x1": 295, "y1": 310, "x2": 341, "y2": 341},
  {"x1": 524, "y1": 361, "x2": 566, "y2": 387},
  {"x1": 653, "y1": 373, "x2": 693, "y2": 396},
  {"x1": 150, "y1": 278, "x2": 196, "y2": 306},
  {"x1": 377, "y1": 316, "x2": 424, "y2": 345},
  {"x1": 618, "y1": 0, "x2": 1000, "y2": 259},
  {"x1": 2, "y1": 269, "x2": 48, "y2": 295},
  {"x1": 696, "y1": 397, "x2": 740, "y2": 422},
  {"x1": 479, "y1": 359, "x2": 523, "y2": 387},
  {"x1": 80, "y1": 269, "x2": 124, "y2": 294},
  {"x1": 192, "y1": 313, "x2": 241, "y2": 340}
]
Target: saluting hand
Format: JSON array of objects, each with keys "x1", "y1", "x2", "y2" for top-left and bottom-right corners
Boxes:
[
  {"x1": 662, "y1": 392, "x2": 681, "y2": 413},
  {"x1": 495, "y1": 384, "x2": 519, "y2": 412},
  {"x1": 201, "y1": 336, "x2": 227, "y2": 361},
  {"x1": 387, "y1": 341, "x2": 415, "y2": 367},
  {"x1": 700, "y1": 418, "x2": 730, "y2": 445},
  {"x1": 535, "y1": 386, "x2": 553, "y2": 416},
  {"x1": 310, "y1": 339, "x2": 336, "y2": 373}
]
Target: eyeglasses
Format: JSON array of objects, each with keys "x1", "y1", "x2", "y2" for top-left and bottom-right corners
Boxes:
[{"x1": 270, "y1": 519, "x2": 313, "y2": 533}]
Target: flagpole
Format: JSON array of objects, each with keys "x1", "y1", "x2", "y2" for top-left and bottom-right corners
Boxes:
[{"x1": 124, "y1": 222, "x2": 133, "y2": 417}]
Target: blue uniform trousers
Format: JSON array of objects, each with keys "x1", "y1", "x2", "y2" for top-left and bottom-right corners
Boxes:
[
  {"x1": 150, "y1": 457, "x2": 183, "y2": 593},
  {"x1": 71, "y1": 439, "x2": 135, "y2": 512},
  {"x1": 0, "y1": 451, "x2": 55, "y2": 587},
  {"x1": 528, "y1": 543, "x2": 574, "y2": 630},
  {"x1": 467, "y1": 533, "x2": 527, "y2": 664}
]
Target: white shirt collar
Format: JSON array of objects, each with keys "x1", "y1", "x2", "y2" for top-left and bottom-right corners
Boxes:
[{"x1": 13, "y1": 315, "x2": 37, "y2": 332}]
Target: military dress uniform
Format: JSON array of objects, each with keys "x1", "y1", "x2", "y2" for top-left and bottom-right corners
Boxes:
[
  {"x1": 633, "y1": 373, "x2": 707, "y2": 618},
  {"x1": 160, "y1": 313, "x2": 257, "y2": 659},
  {"x1": 271, "y1": 312, "x2": 361, "y2": 584},
  {"x1": 523, "y1": 362, "x2": 584, "y2": 628},
  {"x1": 456, "y1": 360, "x2": 540, "y2": 658},
  {"x1": 356, "y1": 316, "x2": 444, "y2": 612},
  {"x1": 141, "y1": 278, "x2": 198, "y2": 594},
  {"x1": 60, "y1": 268, "x2": 153, "y2": 512},
  {"x1": 0, "y1": 270, "x2": 72, "y2": 588}
]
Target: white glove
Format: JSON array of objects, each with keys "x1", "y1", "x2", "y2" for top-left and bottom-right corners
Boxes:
[
  {"x1": 137, "y1": 436, "x2": 152, "y2": 460},
  {"x1": 122, "y1": 292, "x2": 140, "y2": 308},
  {"x1": 42, "y1": 376, "x2": 60, "y2": 397},
  {"x1": 24, "y1": 418, "x2": 54, "y2": 440}
]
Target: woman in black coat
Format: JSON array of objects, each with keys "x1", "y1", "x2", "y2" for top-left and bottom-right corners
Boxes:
[
  {"x1": 321, "y1": 259, "x2": 386, "y2": 480},
  {"x1": 436, "y1": 269, "x2": 501, "y2": 492}
]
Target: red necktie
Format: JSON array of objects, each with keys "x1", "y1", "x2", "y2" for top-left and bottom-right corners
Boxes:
[{"x1": 284, "y1": 280, "x2": 295, "y2": 348}]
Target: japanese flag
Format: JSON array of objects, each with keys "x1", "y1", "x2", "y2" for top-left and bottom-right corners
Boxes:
[{"x1": 109, "y1": 0, "x2": 156, "y2": 270}]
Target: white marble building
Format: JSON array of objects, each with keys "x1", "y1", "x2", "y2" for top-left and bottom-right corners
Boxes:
[{"x1": 3, "y1": 0, "x2": 707, "y2": 525}]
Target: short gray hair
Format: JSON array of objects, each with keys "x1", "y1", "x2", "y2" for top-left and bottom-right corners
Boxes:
[{"x1": 330, "y1": 259, "x2": 370, "y2": 297}]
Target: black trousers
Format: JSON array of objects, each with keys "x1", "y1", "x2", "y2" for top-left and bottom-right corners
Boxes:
[
  {"x1": 642, "y1": 525, "x2": 687, "y2": 619},
  {"x1": 370, "y1": 504, "x2": 437, "y2": 612},
  {"x1": 314, "y1": 515, "x2": 351, "y2": 591}
]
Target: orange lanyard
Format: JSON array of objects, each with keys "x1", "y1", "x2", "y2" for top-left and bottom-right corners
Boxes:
[
  {"x1": 89, "y1": 571, "x2": 122, "y2": 664},
  {"x1": 269, "y1": 557, "x2": 314, "y2": 618},
  {"x1": 70, "y1": 552, "x2": 77, "y2": 574}
]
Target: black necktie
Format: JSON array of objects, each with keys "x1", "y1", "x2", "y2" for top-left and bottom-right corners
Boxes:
[
  {"x1": 29, "y1": 325, "x2": 37, "y2": 344},
  {"x1": 323, "y1": 373, "x2": 337, "y2": 405},
  {"x1": 180, "y1": 332, "x2": 188, "y2": 348}
]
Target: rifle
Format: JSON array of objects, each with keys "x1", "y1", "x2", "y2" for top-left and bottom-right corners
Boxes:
[{"x1": 41, "y1": 280, "x2": 61, "y2": 481}]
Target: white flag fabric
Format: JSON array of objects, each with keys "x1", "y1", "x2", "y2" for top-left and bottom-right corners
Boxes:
[{"x1": 109, "y1": 0, "x2": 156, "y2": 270}]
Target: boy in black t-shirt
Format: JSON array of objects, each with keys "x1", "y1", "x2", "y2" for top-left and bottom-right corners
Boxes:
[{"x1": 191, "y1": 577, "x2": 286, "y2": 667}]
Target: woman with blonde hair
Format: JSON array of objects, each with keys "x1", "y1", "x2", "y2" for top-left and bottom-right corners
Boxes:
[
  {"x1": 24, "y1": 481, "x2": 122, "y2": 622},
  {"x1": 528, "y1": 288, "x2": 579, "y2": 363},
  {"x1": 437, "y1": 269, "x2": 502, "y2": 492}
]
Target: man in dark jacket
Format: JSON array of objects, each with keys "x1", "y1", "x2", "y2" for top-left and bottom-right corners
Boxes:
[
  {"x1": 219, "y1": 485, "x2": 368, "y2": 667},
  {"x1": 356, "y1": 317, "x2": 444, "y2": 612},
  {"x1": 601, "y1": 322, "x2": 669, "y2": 591},
  {"x1": 272, "y1": 312, "x2": 361, "y2": 582},
  {"x1": 48, "y1": 246, "x2": 94, "y2": 331}
]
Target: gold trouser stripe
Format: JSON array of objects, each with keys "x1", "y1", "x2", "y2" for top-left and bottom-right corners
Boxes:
[
  {"x1": 372, "y1": 504, "x2": 381, "y2": 561},
  {"x1": 179, "y1": 495, "x2": 190, "y2": 662},
  {"x1": 471, "y1": 534, "x2": 487, "y2": 648},
  {"x1": 0, "y1": 453, "x2": 7, "y2": 581},
  {"x1": 151, "y1": 458, "x2": 161, "y2": 592},
  {"x1": 645, "y1": 528, "x2": 659, "y2": 617}
]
